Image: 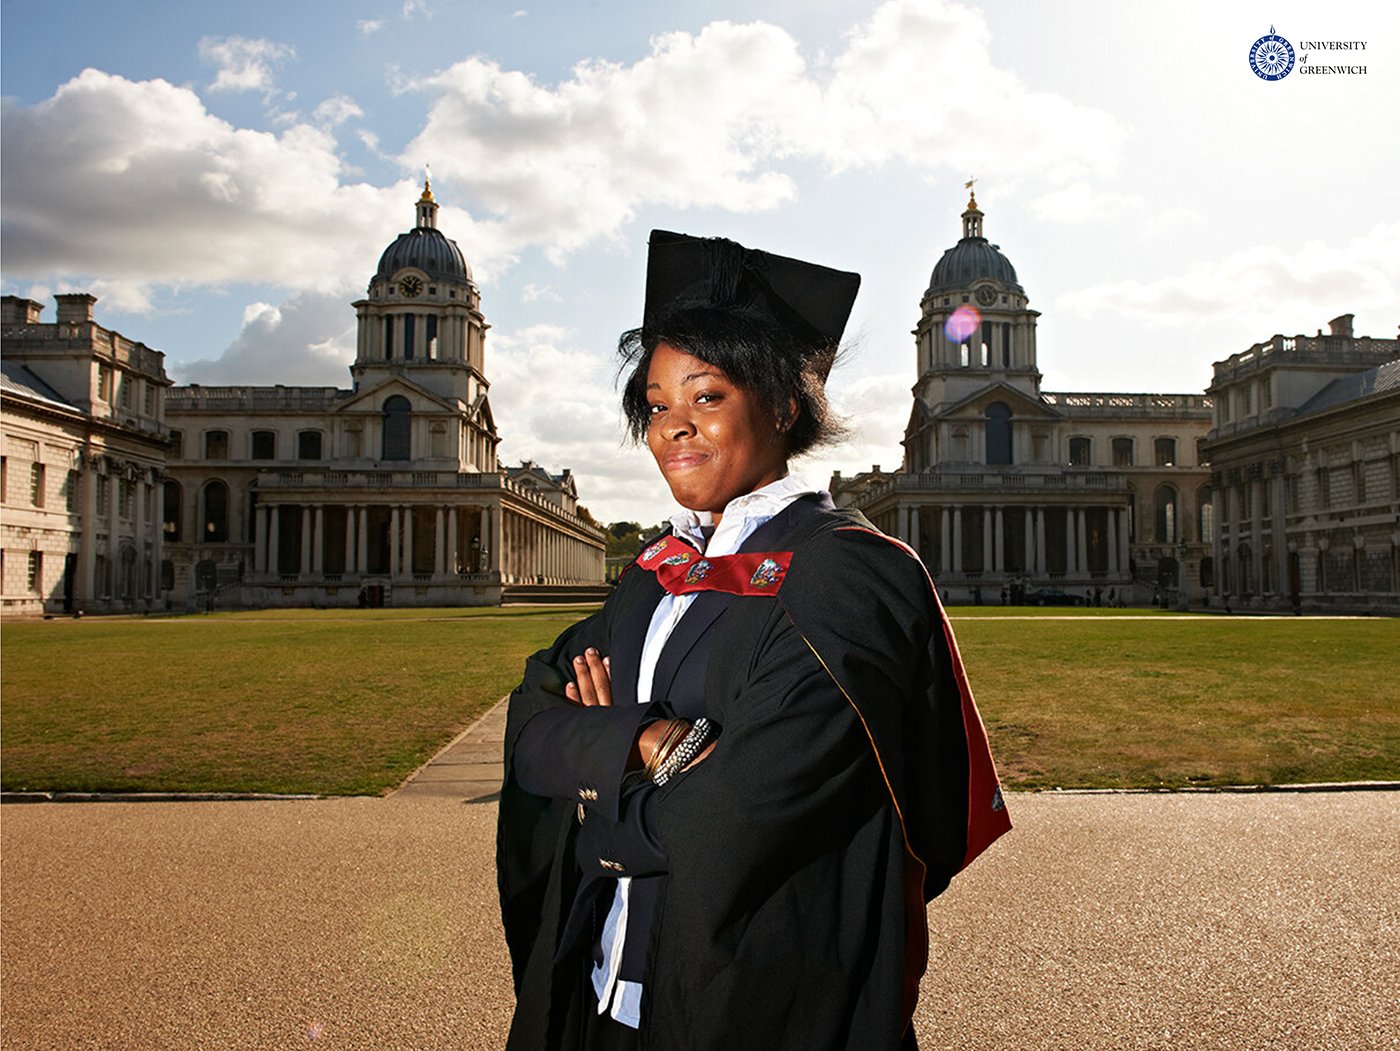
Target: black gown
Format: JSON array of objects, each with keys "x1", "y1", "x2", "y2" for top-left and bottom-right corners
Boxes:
[{"x1": 497, "y1": 495, "x2": 1010, "y2": 1051}]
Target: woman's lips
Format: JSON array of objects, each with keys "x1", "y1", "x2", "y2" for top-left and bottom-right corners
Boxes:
[{"x1": 663, "y1": 451, "x2": 709, "y2": 471}]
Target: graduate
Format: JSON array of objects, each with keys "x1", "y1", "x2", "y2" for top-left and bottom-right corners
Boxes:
[{"x1": 497, "y1": 230, "x2": 1011, "y2": 1051}]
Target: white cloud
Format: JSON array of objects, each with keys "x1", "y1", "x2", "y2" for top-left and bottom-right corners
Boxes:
[
  {"x1": 402, "y1": 0, "x2": 431, "y2": 19},
  {"x1": 1029, "y1": 182, "x2": 1144, "y2": 224},
  {"x1": 1059, "y1": 223, "x2": 1400, "y2": 333},
  {"x1": 313, "y1": 94, "x2": 365, "y2": 127},
  {"x1": 0, "y1": 69, "x2": 499, "y2": 307},
  {"x1": 179, "y1": 293, "x2": 356, "y2": 386},
  {"x1": 199, "y1": 36, "x2": 295, "y2": 96},
  {"x1": 357, "y1": 19, "x2": 384, "y2": 34},
  {"x1": 520, "y1": 283, "x2": 560, "y2": 303},
  {"x1": 512, "y1": 9, "x2": 527, "y2": 17},
  {"x1": 401, "y1": 0, "x2": 1123, "y2": 261}
]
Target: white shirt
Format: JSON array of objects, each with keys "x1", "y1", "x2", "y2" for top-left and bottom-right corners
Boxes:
[{"x1": 592, "y1": 474, "x2": 818, "y2": 1026}]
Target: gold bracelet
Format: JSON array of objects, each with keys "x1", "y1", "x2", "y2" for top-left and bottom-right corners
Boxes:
[{"x1": 643, "y1": 719, "x2": 691, "y2": 779}]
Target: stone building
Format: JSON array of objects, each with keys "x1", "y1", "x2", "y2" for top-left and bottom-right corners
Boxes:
[
  {"x1": 831, "y1": 194, "x2": 1213, "y2": 606},
  {"x1": 1200, "y1": 314, "x2": 1400, "y2": 612},
  {"x1": 2, "y1": 184, "x2": 606, "y2": 613},
  {"x1": 1, "y1": 293, "x2": 172, "y2": 615},
  {"x1": 162, "y1": 182, "x2": 606, "y2": 608}
]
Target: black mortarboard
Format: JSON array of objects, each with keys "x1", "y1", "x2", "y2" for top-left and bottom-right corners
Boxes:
[{"x1": 643, "y1": 230, "x2": 860, "y2": 349}]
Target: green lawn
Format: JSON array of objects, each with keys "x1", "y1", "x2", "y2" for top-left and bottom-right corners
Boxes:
[{"x1": 2, "y1": 607, "x2": 1396, "y2": 794}]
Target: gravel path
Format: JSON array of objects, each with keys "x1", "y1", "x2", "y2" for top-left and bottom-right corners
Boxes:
[{"x1": 3, "y1": 791, "x2": 1396, "y2": 1050}]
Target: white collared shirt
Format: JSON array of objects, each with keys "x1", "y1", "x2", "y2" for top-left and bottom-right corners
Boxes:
[{"x1": 592, "y1": 473, "x2": 818, "y2": 1026}]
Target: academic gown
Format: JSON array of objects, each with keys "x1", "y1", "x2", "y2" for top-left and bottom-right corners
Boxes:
[{"x1": 497, "y1": 495, "x2": 1010, "y2": 1051}]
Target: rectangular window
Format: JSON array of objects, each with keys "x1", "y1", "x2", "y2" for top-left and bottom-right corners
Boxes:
[
  {"x1": 1112, "y1": 438, "x2": 1134, "y2": 467},
  {"x1": 1219, "y1": 391, "x2": 1231, "y2": 422},
  {"x1": 426, "y1": 315, "x2": 438, "y2": 359},
  {"x1": 404, "y1": 314, "x2": 416, "y2": 360},
  {"x1": 119, "y1": 374, "x2": 131, "y2": 408},
  {"x1": 1353, "y1": 461, "x2": 1366, "y2": 503},
  {"x1": 205, "y1": 431, "x2": 229, "y2": 460},
  {"x1": 1239, "y1": 386, "x2": 1252, "y2": 416},
  {"x1": 1196, "y1": 437, "x2": 1210, "y2": 467},
  {"x1": 30, "y1": 462, "x2": 45, "y2": 507},
  {"x1": 1261, "y1": 380, "x2": 1272, "y2": 410},
  {"x1": 1154, "y1": 438, "x2": 1176, "y2": 467},
  {"x1": 1317, "y1": 468, "x2": 1330, "y2": 508},
  {"x1": 96, "y1": 479, "x2": 108, "y2": 516},
  {"x1": 98, "y1": 365, "x2": 112, "y2": 402},
  {"x1": 118, "y1": 480, "x2": 134, "y2": 520},
  {"x1": 170, "y1": 430, "x2": 184, "y2": 459},
  {"x1": 384, "y1": 316, "x2": 394, "y2": 359},
  {"x1": 1240, "y1": 484, "x2": 1252, "y2": 522},
  {"x1": 1069, "y1": 437, "x2": 1091, "y2": 467},
  {"x1": 251, "y1": 431, "x2": 277, "y2": 460},
  {"x1": 297, "y1": 431, "x2": 323, "y2": 461},
  {"x1": 144, "y1": 384, "x2": 156, "y2": 416},
  {"x1": 28, "y1": 551, "x2": 43, "y2": 593},
  {"x1": 66, "y1": 470, "x2": 80, "y2": 513}
]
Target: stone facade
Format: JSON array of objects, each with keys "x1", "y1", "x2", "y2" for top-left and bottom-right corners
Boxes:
[
  {"x1": 831, "y1": 195, "x2": 1213, "y2": 606},
  {"x1": 1200, "y1": 315, "x2": 1400, "y2": 612},
  {"x1": 1, "y1": 294, "x2": 172, "y2": 615},
  {"x1": 1, "y1": 185, "x2": 607, "y2": 613}
]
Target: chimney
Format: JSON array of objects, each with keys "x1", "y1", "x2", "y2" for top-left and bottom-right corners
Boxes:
[
  {"x1": 1327, "y1": 314, "x2": 1354, "y2": 338},
  {"x1": 55, "y1": 293, "x2": 97, "y2": 324},
  {"x1": 1, "y1": 296, "x2": 44, "y2": 324}
]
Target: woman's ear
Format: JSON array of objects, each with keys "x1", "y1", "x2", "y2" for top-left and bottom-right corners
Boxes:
[{"x1": 778, "y1": 396, "x2": 798, "y2": 433}]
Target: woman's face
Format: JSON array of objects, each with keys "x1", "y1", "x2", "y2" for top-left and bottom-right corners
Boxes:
[{"x1": 645, "y1": 342, "x2": 789, "y2": 522}]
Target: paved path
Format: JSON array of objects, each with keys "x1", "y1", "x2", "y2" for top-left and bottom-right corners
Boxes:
[
  {"x1": 3, "y1": 703, "x2": 1397, "y2": 1050},
  {"x1": 392, "y1": 697, "x2": 507, "y2": 803}
]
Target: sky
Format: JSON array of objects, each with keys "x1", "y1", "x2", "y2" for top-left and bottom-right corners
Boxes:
[{"x1": 3, "y1": 0, "x2": 1397, "y2": 525}]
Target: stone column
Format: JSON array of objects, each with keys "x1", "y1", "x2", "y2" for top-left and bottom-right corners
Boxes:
[
  {"x1": 952, "y1": 506, "x2": 963, "y2": 573},
  {"x1": 1107, "y1": 507, "x2": 1119, "y2": 575},
  {"x1": 435, "y1": 507, "x2": 446, "y2": 576},
  {"x1": 981, "y1": 508, "x2": 993, "y2": 574},
  {"x1": 107, "y1": 473, "x2": 121, "y2": 593},
  {"x1": 79, "y1": 459, "x2": 98, "y2": 607},
  {"x1": 342, "y1": 506, "x2": 355, "y2": 575},
  {"x1": 1118, "y1": 508, "x2": 1131, "y2": 575},
  {"x1": 1034, "y1": 507, "x2": 1047, "y2": 575},
  {"x1": 448, "y1": 507, "x2": 459, "y2": 575},
  {"x1": 269, "y1": 506, "x2": 281, "y2": 576},
  {"x1": 403, "y1": 506, "x2": 414, "y2": 576},
  {"x1": 300, "y1": 506, "x2": 312, "y2": 576},
  {"x1": 255, "y1": 504, "x2": 268, "y2": 574},
  {"x1": 1076, "y1": 509, "x2": 1088, "y2": 577},
  {"x1": 939, "y1": 508, "x2": 950, "y2": 574},
  {"x1": 1064, "y1": 508, "x2": 1076, "y2": 575},
  {"x1": 150, "y1": 479, "x2": 163, "y2": 600},
  {"x1": 1023, "y1": 508, "x2": 1034, "y2": 574},
  {"x1": 389, "y1": 507, "x2": 400, "y2": 577},
  {"x1": 133, "y1": 477, "x2": 147, "y2": 597},
  {"x1": 312, "y1": 505, "x2": 324, "y2": 574},
  {"x1": 993, "y1": 507, "x2": 1005, "y2": 573},
  {"x1": 357, "y1": 507, "x2": 368, "y2": 573}
]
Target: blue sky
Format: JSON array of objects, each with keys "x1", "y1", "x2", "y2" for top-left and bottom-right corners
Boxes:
[{"x1": 3, "y1": 0, "x2": 1396, "y2": 523}]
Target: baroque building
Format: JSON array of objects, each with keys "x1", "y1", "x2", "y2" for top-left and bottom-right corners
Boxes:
[
  {"x1": 1, "y1": 184, "x2": 607, "y2": 613},
  {"x1": 1, "y1": 294, "x2": 171, "y2": 615},
  {"x1": 1200, "y1": 315, "x2": 1399, "y2": 611},
  {"x1": 831, "y1": 194, "x2": 1213, "y2": 605}
]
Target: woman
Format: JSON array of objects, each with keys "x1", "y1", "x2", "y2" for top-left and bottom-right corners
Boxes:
[{"x1": 498, "y1": 230, "x2": 1009, "y2": 1051}]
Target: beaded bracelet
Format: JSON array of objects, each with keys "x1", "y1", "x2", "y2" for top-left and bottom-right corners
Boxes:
[{"x1": 653, "y1": 718, "x2": 711, "y2": 786}]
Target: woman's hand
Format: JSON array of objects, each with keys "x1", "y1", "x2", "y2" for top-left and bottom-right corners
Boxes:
[
  {"x1": 565, "y1": 648, "x2": 612, "y2": 706},
  {"x1": 634, "y1": 719, "x2": 717, "y2": 774}
]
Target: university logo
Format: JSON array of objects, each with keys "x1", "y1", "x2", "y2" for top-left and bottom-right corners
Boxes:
[
  {"x1": 1249, "y1": 26, "x2": 1295, "y2": 81},
  {"x1": 684, "y1": 560, "x2": 712, "y2": 585},
  {"x1": 748, "y1": 558, "x2": 785, "y2": 589}
]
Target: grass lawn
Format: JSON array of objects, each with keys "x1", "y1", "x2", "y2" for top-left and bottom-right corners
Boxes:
[
  {"x1": 0, "y1": 607, "x2": 592, "y2": 795},
  {"x1": 2, "y1": 607, "x2": 1396, "y2": 794}
]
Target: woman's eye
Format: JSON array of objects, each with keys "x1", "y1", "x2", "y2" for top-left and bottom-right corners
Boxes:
[
  {"x1": 695, "y1": 392, "x2": 721, "y2": 404},
  {"x1": 648, "y1": 403, "x2": 666, "y2": 416}
]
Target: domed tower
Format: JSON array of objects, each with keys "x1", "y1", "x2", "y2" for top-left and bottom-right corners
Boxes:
[
  {"x1": 912, "y1": 191, "x2": 1041, "y2": 412},
  {"x1": 351, "y1": 179, "x2": 489, "y2": 408}
]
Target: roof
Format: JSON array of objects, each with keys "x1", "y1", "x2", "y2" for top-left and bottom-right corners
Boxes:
[
  {"x1": 926, "y1": 237, "x2": 1023, "y2": 296},
  {"x1": 1298, "y1": 358, "x2": 1400, "y2": 416},
  {"x1": 0, "y1": 359, "x2": 77, "y2": 412},
  {"x1": 375, "y1": 227, "x2": 471, "y2": 283}
]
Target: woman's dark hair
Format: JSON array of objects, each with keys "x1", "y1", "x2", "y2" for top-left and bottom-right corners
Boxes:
[{"x1": 619, "y1": 304, "x2": 847, "y2": 456}]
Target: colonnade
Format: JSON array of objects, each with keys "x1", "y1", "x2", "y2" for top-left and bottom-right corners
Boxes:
[
  {"x1": 250, "y1": 500, "x2": 603, "y2": 584},
  {"x1": 79, "y1": 456, "x2": 163, "y2": 606},
  {"x1": 895, "y1": 502, "x2": 1132, "y2": 578}
]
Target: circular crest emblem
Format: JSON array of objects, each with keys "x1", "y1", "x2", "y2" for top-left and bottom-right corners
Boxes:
[
  {"x1": 684, "y1": 560, "x2": 712, "y2": 585},
  {"x1": 1249, "y1": 29, "x2": 1295, "y2": 81}
]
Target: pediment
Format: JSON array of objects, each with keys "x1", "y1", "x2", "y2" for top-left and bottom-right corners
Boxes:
[
  {"x1": 333, "y1": 375, "x2": 458, "y2": 415},
  {"x1": 937, "y1": 381, "x2": 1061, "y2": 421}
]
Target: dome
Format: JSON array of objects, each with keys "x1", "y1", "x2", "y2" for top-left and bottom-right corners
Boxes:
[
  {"x1": 925, "y1": 194, "x2": 1022, "y2": 296},
  {"x1": 375, "y1": 227, "x2": 472, "y2": 284},
  {"x1": 926, "y1": 239, "x2": 1022, "y2": 296}
]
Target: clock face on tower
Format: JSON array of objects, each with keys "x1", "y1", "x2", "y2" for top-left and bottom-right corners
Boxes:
[
  {"x1": 974, "y1": 284, "x2": 997, "y2": 307},
  {"x1": 399, "y1": 275, "x2": 424, "y2": 298}
]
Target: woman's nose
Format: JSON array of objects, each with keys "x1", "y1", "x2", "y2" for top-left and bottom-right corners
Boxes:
[{"x1": 664, "y1": 408, "x2": 695, "y2": 440}]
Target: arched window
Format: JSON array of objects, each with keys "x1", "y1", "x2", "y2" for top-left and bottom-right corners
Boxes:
[
  {"x1": 202, "y1": 480, "x2": 229, "y2": 542},
  {"x1": 985, "y1": 401, "x2": 1013, "y2": 466},
  {"x1": 1155, "y1": 483, "x2": 1178, "y2": 543},
  {"x1": 383, "y1": 396, "x2": 412, "y2": 460},
  {"x1": 1197, "y1": 485, "x2": 1214, "y2": 544},
  {"x1": 163, "y1": 480, "x2": 182, "y2": 542}
]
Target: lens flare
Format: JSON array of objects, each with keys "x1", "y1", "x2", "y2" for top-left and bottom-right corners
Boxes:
[{"x1": 944, "y1": 305, "x2": 980, "y2": 342}]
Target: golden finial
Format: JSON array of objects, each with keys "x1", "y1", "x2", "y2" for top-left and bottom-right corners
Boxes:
[{"x1": 419, "y1": 163, "x2": 434, "y2": 202}]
